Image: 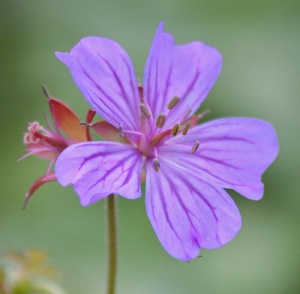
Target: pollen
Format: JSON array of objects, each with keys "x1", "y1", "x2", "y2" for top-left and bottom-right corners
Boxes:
[
  {"x1": 191, "y1": 140, "x2": 200, "y2": 154},
  {"x1": 171, "y1": 124, "x2": 180, "y2": 136},
  {"x1": 118, "y1": 125, "x2": 125, "y2": 138},
  {"x1": 140, "y1": 103, "x2": 152, "y2": 118},
  {"x1": 182, "y1": 121, "x2": 191, "y2": 135},
  {"x1": 156, "y1": 113, "x2": 166, "y2": 128},
  {"x1": 167, "y1": 96, "x2": 180, "y2": 110},
  {"x1": 153, "y1": 158, "x2": 160, "y2": 172}
]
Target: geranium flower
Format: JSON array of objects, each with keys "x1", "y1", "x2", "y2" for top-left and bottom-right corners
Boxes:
[
  {"x1": 21, "y1": 88, "x2": 95, "y2": 208},
  {"x1": 54, "y1": 22, "x2": 278, "y2": 261}
]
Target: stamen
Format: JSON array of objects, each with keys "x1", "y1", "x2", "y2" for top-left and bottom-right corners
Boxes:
[
  {"x1": 171, "y1": 124, "x2": 180, "y2": 136},
  {"x1": 153, "y1": 158, "x2": 160, "y2": 172},
  {"x1": 198, "y1": 109, "x2": 210, "y2": 120},
  {"x1": 167, "y1": 96, "x2": 180, "y2": 109},
  {"x1": 156, "y1": 114, "x2": 166, "y2": 128},
  {"x1": 191, "y1": 140, "x2": 200, "y2": 154},
  {"x1": 41, "y1": 85, "x2": 50, "y2": 98},
  {"x1": 182, "y1": 121, "x2": 191, "y2": 135},
  {"x1": 34, "y1": 132, "x2": 67, "y2": 149},
  {"x1": 118, "y1": 125, "x2": 125, "y2": 138},
  {"x1": 181, "y1": 108, "x2": 192, "y2": 122},
  {"x1": 139, "y1": 103, "x2": 151, "y2": 118},
  {"x1": 80, "y1": 122, "x2": 92, "y2": 127},
  {"x1": 123, "y1": 130, "x2": 144, "y2": 137}
]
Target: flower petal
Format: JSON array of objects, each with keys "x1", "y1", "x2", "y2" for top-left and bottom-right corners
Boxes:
[
  {"x1": 48, "y1": 97, "x2": 87, "y2": 142},
  {"x1": 145, "y1": 157, "x2": 241, "y2": 261},
  {"x1": 143, "y1": 22, "x2": 222, "y2": 131},
  {"x1": 55, "y1": 142, "x2": 142, "y2": 206},
  {"x1": 56, "y1": 37, "x2": 141, "y2": 131},
  {"x1": 162, "y1": 118, "x2": 279, "y2": 200}
]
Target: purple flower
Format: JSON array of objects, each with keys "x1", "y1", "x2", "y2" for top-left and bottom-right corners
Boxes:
[{"x1": 55, "y1": 22, "x2": 278, "y2": 261}]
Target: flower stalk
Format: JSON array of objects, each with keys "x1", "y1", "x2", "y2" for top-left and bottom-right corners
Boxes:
[{"x1": 106, "y1": 194, "x2": 117, "y2": 294}]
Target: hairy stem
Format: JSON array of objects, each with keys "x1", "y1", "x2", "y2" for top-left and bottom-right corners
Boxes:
[{"x1": 106, "y1": 194, "x2": 117, "y2": 294}]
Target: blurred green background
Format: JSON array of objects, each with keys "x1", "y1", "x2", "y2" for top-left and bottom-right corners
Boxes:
[{"x1": 1, "y1": 0, "x2": 299, "y2": 293}]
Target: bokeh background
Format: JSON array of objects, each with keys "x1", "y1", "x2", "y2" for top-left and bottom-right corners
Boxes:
[{"x1": 1, "y1": 0, "x2": 299, "y2": 293}]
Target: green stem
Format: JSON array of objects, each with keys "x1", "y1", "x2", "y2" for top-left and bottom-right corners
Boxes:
[{"x1": 106, "y1": 194, "x2": 117, "y2": 294}]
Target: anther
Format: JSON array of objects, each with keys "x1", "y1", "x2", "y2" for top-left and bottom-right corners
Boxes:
[
  {"x1": 182, "y1": 121, "x2": 191, "y2": 135},
  {"x1": 153, "y1": 158, "x2": 160, "y2": 172},
  {"x1": 167, "y1": 96, "x2": 180, "y2": 110},
  {"x1": 118, "y1": 125, "x2": 125, "y2": 138},
  {"x1": 156, "y1": 114, "x2": 166, "y2": 128},
  {"x1": 191, "y1": 141, "x2": 200, "y2": 154},
  {"x1": 139, "y1": 103, "x2": 151, "y2": 118},
  {"x1": 171, "y1": 124, "x2": 180, "y2": 136},
  {"x1": 80, "y1": 122, "x2": 92, "y2": 127}
]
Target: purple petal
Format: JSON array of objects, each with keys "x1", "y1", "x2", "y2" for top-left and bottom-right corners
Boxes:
[
  {"x1": 162, "y1": 118, "x2": 279, "y2": 200},
  {"x1": 55, "y1": 142, "x2": 142, "y2": 206},
  {"x1": 145, "y1": 157, "x2": 241, "y2": 261},
  {"x1": 56, "y1": 37, "x2": 141, "y2": 131},
  {"x1": 143, "y1": 22, "x2": 222, "y2": 131}
]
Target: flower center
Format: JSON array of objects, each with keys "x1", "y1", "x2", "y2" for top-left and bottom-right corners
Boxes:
[
  {"x1": 135, "y1": 94, "x2": 208, "y2": 171},
  {"x1": 88, "y1": 91, "x2": 207, "y2": 173}
]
